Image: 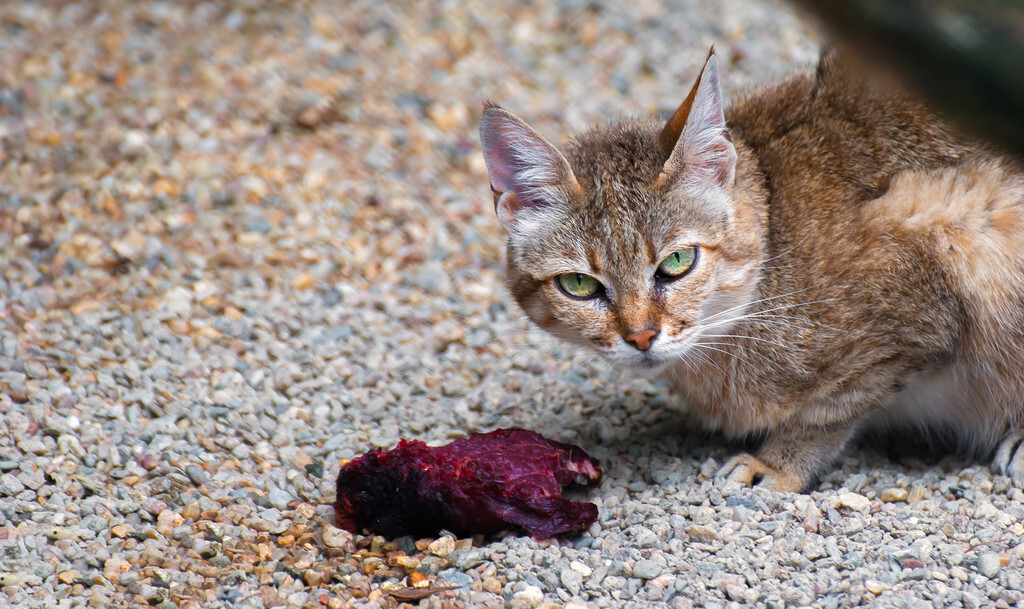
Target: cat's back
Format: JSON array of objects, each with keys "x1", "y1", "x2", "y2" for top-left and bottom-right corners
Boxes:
[
  {"x1": 725, "y1": 49, "x2": 977, "y2": 206},
  {"x1": 724, "y1": 50, "x2": 1024, "y2": 440},
  {"x1": 724, "y1": 49, "x2": 1024, "y2": 290}
]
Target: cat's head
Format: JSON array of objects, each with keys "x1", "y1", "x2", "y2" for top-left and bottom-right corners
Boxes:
[{"x1": 479, "y1": 51, "x2": 766, "y2": 370}]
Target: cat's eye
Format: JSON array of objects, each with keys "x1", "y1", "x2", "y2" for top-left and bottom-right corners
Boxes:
[
  {"x1": 556, "y1": 273, "x2": 602, "y2": 299},
  {"x1": 657, "y1": 247, "x2": 697, "y2": 279}
]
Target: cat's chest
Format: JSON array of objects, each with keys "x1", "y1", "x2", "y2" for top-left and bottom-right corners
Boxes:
[
  {"x1": 666, "y1": 351, "x2": 1007, "y2": 446},
  {"x1": 661, "y1": 358, "x2": 790, "y2": 436}
]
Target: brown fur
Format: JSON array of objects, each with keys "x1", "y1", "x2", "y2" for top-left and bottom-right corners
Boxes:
[{"x1": 479, "y1": 49, "x2": 1024, "y2": 492}]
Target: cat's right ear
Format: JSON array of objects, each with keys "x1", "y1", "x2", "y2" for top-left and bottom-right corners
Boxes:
[
  {"x1": 658, "y1": 49, "x2": 737, "y2": 190},
  {"x1": 479, "y1": 104, "x2": 577, "y2": 231}
]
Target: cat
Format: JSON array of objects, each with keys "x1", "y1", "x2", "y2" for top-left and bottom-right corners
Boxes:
[{"x1": 478, "y1": 47, "x2": 1024, "y2": 492}]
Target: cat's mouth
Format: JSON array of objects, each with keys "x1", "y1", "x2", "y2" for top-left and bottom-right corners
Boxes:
[{"x1": 615, "y1": 349, "x2": 670, "y2": 371}]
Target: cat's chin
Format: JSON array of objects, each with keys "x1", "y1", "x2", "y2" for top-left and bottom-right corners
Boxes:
[
  {"x1": 608, "y1": 351, "x2": 670, "y2": 372},
  {"x1": 631, "y1": 358, "x2": 669, "y2": 372}
]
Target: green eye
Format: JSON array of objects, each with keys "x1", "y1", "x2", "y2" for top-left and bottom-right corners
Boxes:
[
  {"x1": 556, "y1": 273, "x2": 602, "y2": 299},
  {"x1": 657, "y1": 247, "x2": 697, "y2": 278}
]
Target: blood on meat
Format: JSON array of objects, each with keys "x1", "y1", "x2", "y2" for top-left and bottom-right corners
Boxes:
[{"x1": 334, "y1": 428, "x2": 602, "y2": 539}]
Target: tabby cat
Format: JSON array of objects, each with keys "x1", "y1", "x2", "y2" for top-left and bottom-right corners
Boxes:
[{"x1": 479, "y1": 48, "x2": 1024, "y2": 492}]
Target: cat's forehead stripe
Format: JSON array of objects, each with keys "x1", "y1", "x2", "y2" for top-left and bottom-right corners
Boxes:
[{"x1": 586, "y1": 247, "x2": 602, "y2": 275}]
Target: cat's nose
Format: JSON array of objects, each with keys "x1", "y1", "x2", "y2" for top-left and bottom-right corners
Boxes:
[{"x1": 625, "y1": 329, "x2": 659, "y2": 351}]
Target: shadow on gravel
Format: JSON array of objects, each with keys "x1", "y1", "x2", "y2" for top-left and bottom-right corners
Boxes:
[
  {"x1": 534, "y1": 391, "x2": 984, "y2": 495},
  {"x1": 856, "y1": 428, "x2": 980, "y2": 475}
]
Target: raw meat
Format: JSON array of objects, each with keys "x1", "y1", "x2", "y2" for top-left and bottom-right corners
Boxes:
[{"x1": 334, "y1": 428, "x2": 602, "y2": 539}]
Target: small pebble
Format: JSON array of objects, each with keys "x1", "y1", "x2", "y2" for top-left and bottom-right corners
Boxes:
[
  {"x1": 632, "y1": 559, "x2": 662, "y2": 579},
  {"x1": 110, "y1": 525, "x2": 132, "y2": 539},
  {"x1": 266, "y1": 487, "x2": 290, "y2": 510},
  {"x1": 834, "y1": 492, "x2": 871, "y2": 512},
  {"x1": 880, "y1": 488, "x2": 908, "y2": 503},
  {"x1": 322, "y1": 525, "x2": 354, "y2": 549},
  {"x1": 977, "y1": 553, "x2": 1003, "y2": 579},
  {"x1": 510, "y1": 585, "x2": 544, "y2": 609},
  {"x1": 687, "y1": 525, "x2": 718, "y2": 543},
  {"x1": 427, "y1": 535, "x2": 455, "y2": 558},
  {"x1": 864, "y1": 580, "x2": 891, "y2": 594},
  {"x1": 438, "y1": 569, "x2": 474, "y2": 588},
  {"x1": 185, "y1": 465, "x2": 209, "y2": 486},
  {"x1": 908, "y1": 486, "x2": 930, "y2": 502},
  {"x1": 560, "y1": 568, "x2": 583, "y2": 595}
]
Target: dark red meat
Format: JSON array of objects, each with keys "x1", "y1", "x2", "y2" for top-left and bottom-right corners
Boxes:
[{"x1": 334, "y1": 428, "x2": 602, "y2": 539}]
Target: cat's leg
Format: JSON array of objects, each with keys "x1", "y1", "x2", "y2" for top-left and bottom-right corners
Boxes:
[
  {"x1": 993, "y1": 432, "x2": 1024, "y2": 484},
  {"x1": 718, "y1": 421, "x2": 858, "y2": 492}
]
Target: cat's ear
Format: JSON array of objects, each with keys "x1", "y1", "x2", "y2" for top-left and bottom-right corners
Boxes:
[
  {"x1": 659, "y1": 49, "x2": 737, "y2": 189},
  {"x1": 479, "y1": 104, "x2": 578, "y2": 231}
]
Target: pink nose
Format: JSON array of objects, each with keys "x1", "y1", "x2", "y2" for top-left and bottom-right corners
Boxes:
[{"x1": 625, "y1": 329, "x2": 659, "y2": 351}]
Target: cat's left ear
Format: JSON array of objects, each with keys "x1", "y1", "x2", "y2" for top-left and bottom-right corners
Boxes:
[
  {"x1": 659, "y1": 49, "x2": 737, "y2": 189},
  {"x1": 479, "y1": 104, "x2": 578, "y2": 232}
]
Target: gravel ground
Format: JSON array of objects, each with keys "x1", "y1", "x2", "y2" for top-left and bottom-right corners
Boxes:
[{"x1": 2, "y1": 1, "x2": 1023, "y2": 608}]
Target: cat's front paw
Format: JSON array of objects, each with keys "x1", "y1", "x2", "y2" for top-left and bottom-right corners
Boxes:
[
  {"x1": 717, "y1": 453, "x2": 803, "y2": 493},
  {"x1": 993, "y1": 432, "x2": 1024, "y2": 485}
]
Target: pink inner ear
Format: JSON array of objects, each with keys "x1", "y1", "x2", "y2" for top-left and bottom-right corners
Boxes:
[
  {"x1": 685, "y1": 131, "x2": 735, "y2": 188},
  {"x1": 480, "y1": 109, "x2": 539, "y2": 198},
  {"x1": 481, "y1": 133, "x2": 521, "y2": 195},
  {"x1": 677, "y1": 55, "x2": 736, "y2": 188},
  {"x1": 479, "y1": 108, "x2": 569, "y2": 212}
]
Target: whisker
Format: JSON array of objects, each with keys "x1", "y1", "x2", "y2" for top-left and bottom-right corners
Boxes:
[
  {"x1": 746, "y1": 296, "x2": 846, "y2": 319},
  {"x1": 727, "y1": 313, "x2": 840, "y2": 333},
  {"x1": 673, "y1": 348, "x2": 697, "y2": 374},
  {"x1": 700, "y1": 333, "x2": 792, "y2": 350},
  {"x1": 694, "y1": 343, "x2": 752, "y2": 366},
  {"x1": 682, "y1": 346, "x2": 724, "y2": 374},
  {"x1": 758, "y1": 236, "x2": 809, "y2": 266},
  {"x1": 684, "y1": 350, "x2": 705, "y2": 372},
  {"x1": 701, "y1": 296, "x2": 846, "y2": 333},
  {"x1": 701, "y1": 287, "x2": 818, "y2": 324},
  {"x1": 571, "y1": 354, "x2": 606, "y2": 371},
  {"x1": 696, "y1": 340, "x2": 765, "y2": 355}
]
